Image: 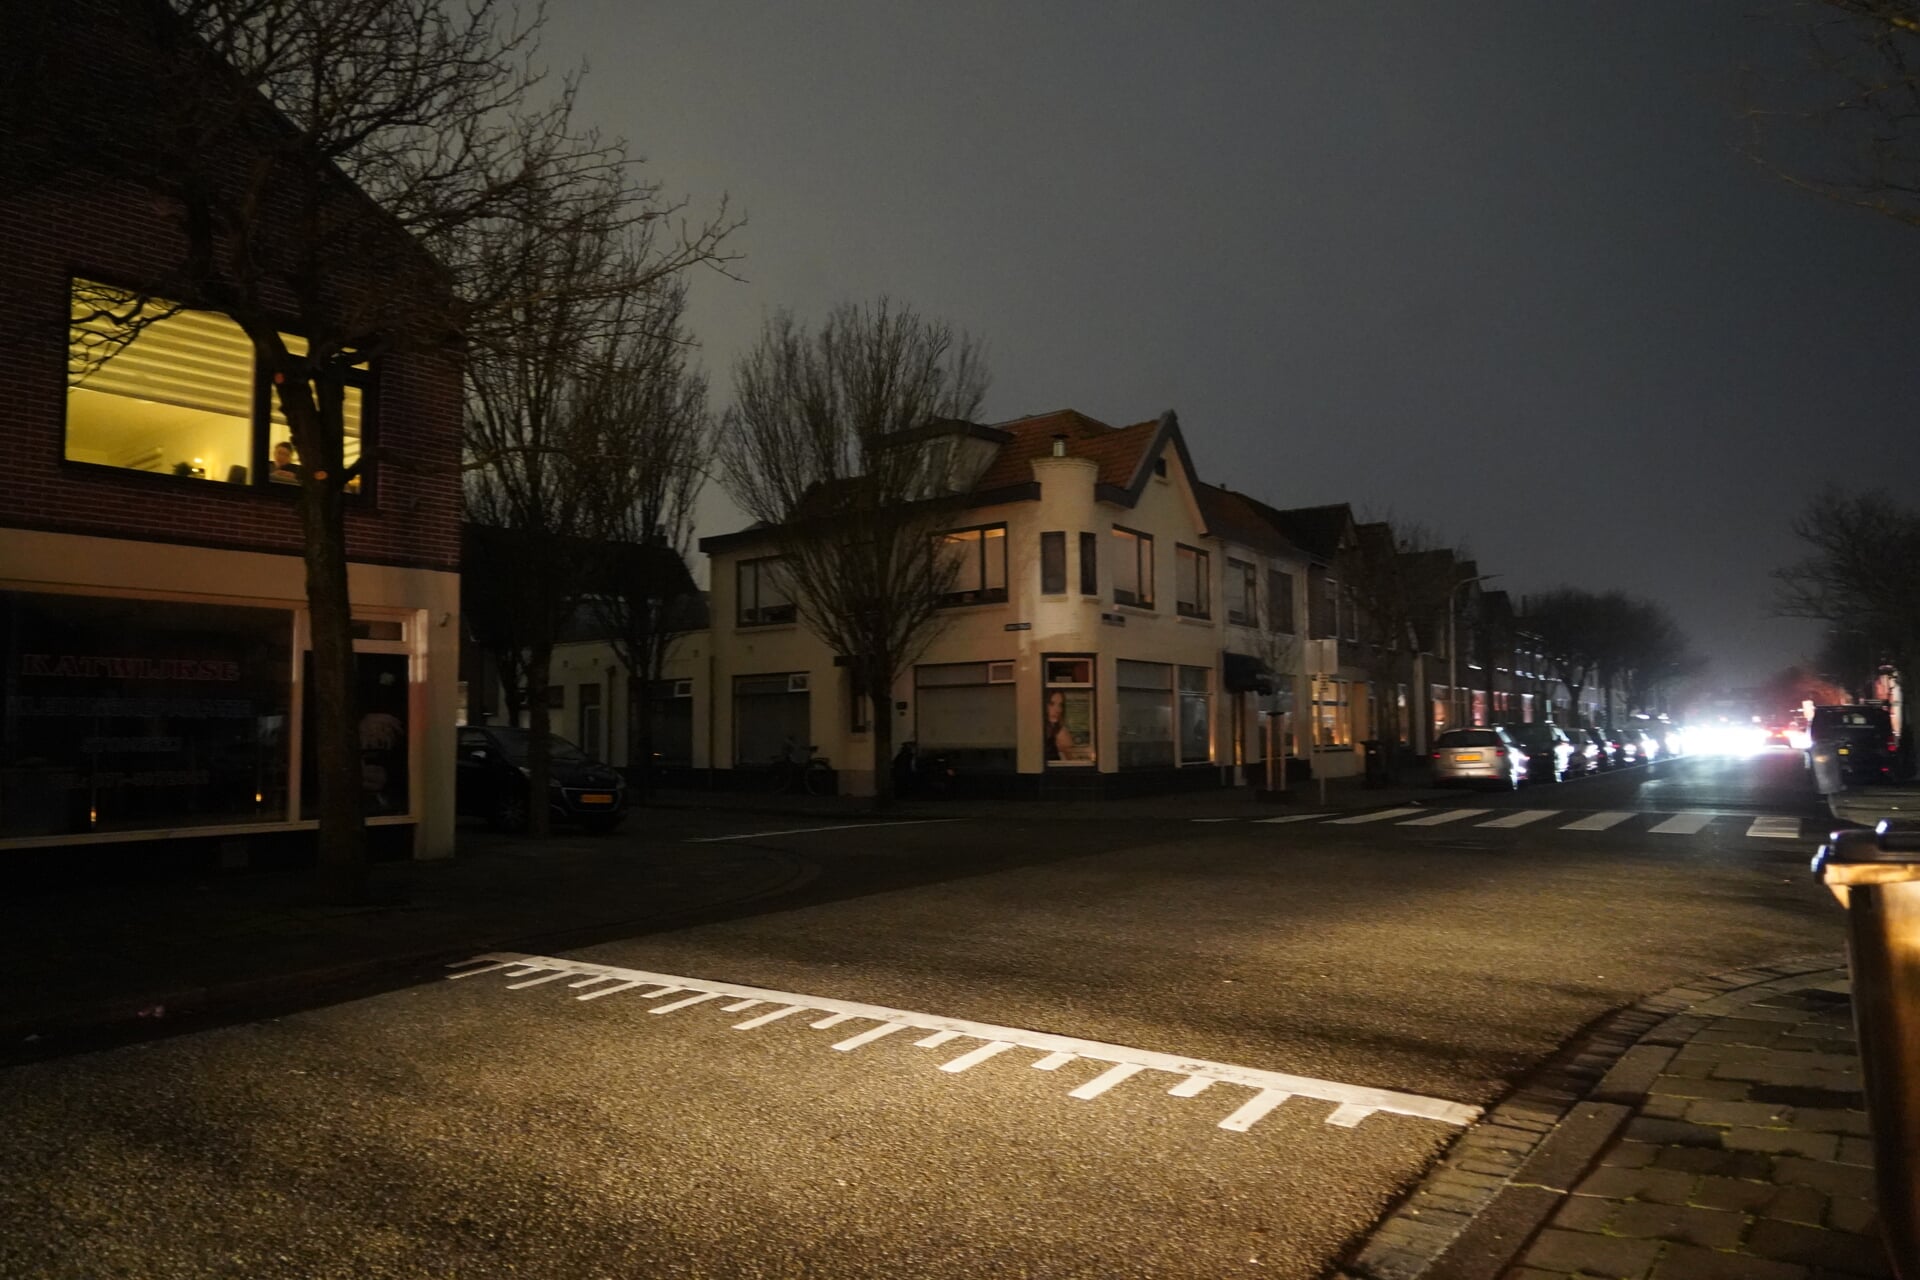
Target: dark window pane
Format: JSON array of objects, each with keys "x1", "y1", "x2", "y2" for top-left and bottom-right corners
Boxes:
[
  {"x1": 1078, "y1": 532, "x2": 1097, "y2": 595},
  {"x1": 1040, "y1": 531, "x2": 1066, "y2": 594}
]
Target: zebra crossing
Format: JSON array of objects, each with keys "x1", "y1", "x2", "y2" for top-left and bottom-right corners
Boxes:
[{"x1": 1194, "y1": 807, "x2": 1812, "y2": 840}]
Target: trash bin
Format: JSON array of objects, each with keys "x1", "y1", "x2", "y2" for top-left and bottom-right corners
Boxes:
[
  {"x1": 1362, "y1": 739, "x2": 1387, "y2": 788},
  {"x1": 1812, "y1": 821, "x2": 1920, "y2": 1279}
]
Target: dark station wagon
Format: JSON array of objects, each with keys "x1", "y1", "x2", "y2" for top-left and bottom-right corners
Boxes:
[{"x1": 456, "y1": 725, "x2": 628, "y2": 832}]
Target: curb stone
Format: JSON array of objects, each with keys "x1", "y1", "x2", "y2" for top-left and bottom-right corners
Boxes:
[{"x1": 1338, "y1": 954, "x2": 1846, "y2": 1280}]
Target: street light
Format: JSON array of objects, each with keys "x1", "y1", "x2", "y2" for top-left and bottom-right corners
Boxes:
[{"x1": 1447, "y1": 574, "x2": 1499, "y2": 732}]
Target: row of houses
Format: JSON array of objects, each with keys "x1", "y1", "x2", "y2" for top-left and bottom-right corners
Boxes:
[{"x1": 505, "y1": 410, "x2": 1609, "y2": 797}]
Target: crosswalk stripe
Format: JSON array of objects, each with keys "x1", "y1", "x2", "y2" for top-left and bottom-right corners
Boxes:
[
  {"x1": 1746, "y1": 816, "x2": 1802, "y2": 840},
  {"x1": 1327, "y1": 807, "x2": 1427, "y2": 825},
  {"x1": 1255, "y1": 813, "x2": 1333, "y2": 824},
  {"x1": 1649, "y1": 812, "x2": 1714, "y2": 835},
  {"x1": 1399, "y1": 808, "x2": 1490, "y2": 827},
  {"x1": 1477, "y1": 810, "x2": 1557, "y2": 829},
  {"x1": 1560, "y1": 811, "x2": 1635, "y2": 831}
]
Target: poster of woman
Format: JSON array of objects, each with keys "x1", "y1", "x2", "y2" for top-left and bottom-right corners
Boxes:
[{"x1": 1043, "y1": 688, "x2": 1094, "y2": 764}]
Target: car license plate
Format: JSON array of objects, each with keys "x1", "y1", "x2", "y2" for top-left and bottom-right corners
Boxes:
[
  {"x1": 578, "y1": 792, "x2": 614, "y2": 805},
  {"x1": 1455, "y1": 752, "x2": 1483, "y2": 762}
]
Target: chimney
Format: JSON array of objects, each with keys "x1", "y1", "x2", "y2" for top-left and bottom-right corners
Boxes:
[{"x1": 1051, "y1": 433, "x2": 1067, "y2": 458}]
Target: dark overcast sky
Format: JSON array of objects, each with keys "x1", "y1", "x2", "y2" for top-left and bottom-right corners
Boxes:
[{"x1": 541, "y1": 1, "x2": 1920, "y2": 686}]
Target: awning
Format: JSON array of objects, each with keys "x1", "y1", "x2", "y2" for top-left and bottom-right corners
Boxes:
[{"x1": 1222, "y1": 650, "x2": 1276, "y2": 694}]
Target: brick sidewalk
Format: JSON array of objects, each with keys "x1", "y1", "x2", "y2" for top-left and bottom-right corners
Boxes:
[{"x1": 1343, "y1": 960, "x2": 1896, "y2": 1280}]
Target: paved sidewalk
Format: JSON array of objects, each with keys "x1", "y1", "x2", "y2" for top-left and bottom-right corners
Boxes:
[
  {"x1": 1343, "y1": 959, "x2": 1897, "y2": 1280},
  {"x1": 0, "y1": 825, "x2": 812, "y2": 1060}
]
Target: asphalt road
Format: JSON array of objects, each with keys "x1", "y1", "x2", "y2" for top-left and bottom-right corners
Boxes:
[{"x1": 0, "y1": 752, "x2": 1846, "y2": 1280}]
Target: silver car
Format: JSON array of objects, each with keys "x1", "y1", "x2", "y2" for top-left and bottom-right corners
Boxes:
[{"x1": 1431, "y1": 727, "x2": 1528, "y2": 790}]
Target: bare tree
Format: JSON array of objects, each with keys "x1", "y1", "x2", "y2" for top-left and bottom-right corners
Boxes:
[
  {"x1": 1522, "y1": 588, "x2": 1605, "y2": 721},
  {"x1": 1337, "y1": 521, "x2": 1462, "y2": 762},
  {"x1": 3, "y1": 0, "x2": 731, "y2": 895},
  {"x1": 719, "y1": 300, "x2": 990, "y2": 806}
]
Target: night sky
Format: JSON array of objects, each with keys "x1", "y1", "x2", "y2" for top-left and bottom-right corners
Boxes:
[{"x1": 542, "y1": 2, "x2": 1920, "y2": 686}]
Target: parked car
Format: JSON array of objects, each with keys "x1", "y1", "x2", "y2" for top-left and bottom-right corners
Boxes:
[
  {"x1": 1499, "y1": 721, "x2": 1575, "y2": 784},
  {"x1": 1565, "y1": 727, "x2": 1604, "y2": 776},
  {"x1": 456, "y1": 724, "x2": 628, "y2": 832},
  {"x1": 1617, "y1": 725, "x2": 1658, "y2": 763},
  {"x1": 1431, "y1": 727, "x2": 1528, "y2": 790},
  {"x1": 1809, "y1": 703, "x2": 1899, "y2": 785},
  {"x1": 1586, "y1": 726, "x2": 1623, "y2": 769}
]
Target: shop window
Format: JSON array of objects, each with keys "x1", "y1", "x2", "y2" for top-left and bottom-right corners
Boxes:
[
  {"x1": 1117, "y1": 659, "x2": 1174, "y2": 769},
  {"x1": 1078, "y1": 532, "x2": 1098, "y2": 596},
  {"x1": 1043, "y1": 656, "x2": 1096, "y2": 766},
  {"x1": 1178, "y1": 665, "x2": 1211, "y2": 764},
  {"x1": 66, "y1": 280, "x2": 367, "y2": 490},
  {"x1": 1312, "y1": 676, "x2": 1353, "y2": 749},
  {"x1": 936, "y1": 524, "x2": 1008, "y2": 606},
  {"x1": 1226, "y1": 559, "x2": 1256, "y2": 626},
  {"x1": 1267, "y1": 570, "x2": 1295, "y2": 634},
  {"x1": 1175, "y1": 545, "x2": 1210, "y2": 619},
  {"x1": 916, "y1": 662, "x2": 1016, "y2": 772},
  {"x1": 301, "y1": 651, "x2": 411, "y2": 818},
  {"x1": 0, "y1": 591, "x2": 293, "y2": 839},
  {"x1": 1112, "y1": 527, "x2": 1153, "y2": 608},
  {"x1": 1039, "y1": 531, "x2": 1066, "y2": 596},
  {"x1": 737, "y1": 557, "x2": 796, "y2": 626}
]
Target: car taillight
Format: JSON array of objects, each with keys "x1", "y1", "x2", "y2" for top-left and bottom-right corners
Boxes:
[
  {"x1": 1431, "y1": 751, "x2": 1441, "y2": 759},
  {"x1": 1494, "y1": 748, "x2": 1507, "y2": 757},
  {"x1": 1890, "y1": 737, "x2": 1900, "y2": 754}
]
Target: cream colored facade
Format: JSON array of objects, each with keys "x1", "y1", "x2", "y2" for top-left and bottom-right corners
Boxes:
[{"x1": 0, "y1": 528, "x2": 461, "y2": 858}]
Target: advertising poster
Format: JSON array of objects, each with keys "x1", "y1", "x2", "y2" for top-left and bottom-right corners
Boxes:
[{"x1": 1044, "y1": 687, "x2": 1095, "y2": 765}]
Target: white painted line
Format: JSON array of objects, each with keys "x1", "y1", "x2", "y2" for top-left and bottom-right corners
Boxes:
[
  {"x1": 833, "y1": 1023, "x2": 908, "y2": 1052},
  {"x1": 1560, "y1": 811, "x2": 1635, "y2": 831},
  {"x1": 569, "y1": 975, "x2": 622, "y2": 989},
  {"x1": 650, "y1": 992, "x2": 724, "y2": 1015},
  {"x1": 505, "y1": 970, "x2": 568, "y2": 989},
  {"x1": 576, "y1": 980, "x2": 646, "y2": 1002},
  {"x1": 1477, "y1": 809, "x2": 1557, "y2": 829},
  {"x1": 941, "y1": 1040, "x2": 1017, "y2": 1073},
  {"x1": 721, "y1": 999, "x2": 763, "y2": 1012},
  {"x1": 1068, "y1": 1062, "x2": 1146, "y2": 1100},
  {"x1": 686, "y1": 819, "x2": 963, "y2": 843},
  {"x1": 1326, "y1": 807, "x2": 1427, "y2": 825},
  {"x1": 810, "y1": 1012, "x2": 858, "y2": 1030},
  {"x1": 1399, "y1": 809, "x2": 1490, "y2": 827},
  {"x1": 1255, "y1": 813, "x2": 1332, "y2": 824},
  {"x1": 461, "y1": 952, "x2": 1481, "y2": 1130},
  {"x1": 636, "y1": 986, "x2": 683, "y2": 999},
  {"x1": 1032, "y1": 1052, "x2": 1077, "y2": 1071},
  {"x1": 1650, "y1": 812, "x2": 1714, "y2": 835},
  {"x1": 1747, "y1": 816, "x2": 1801, "y2": 840},
  {"x1": 1220, "y1": 1089, "x2": 1292, "y2": 1132},
  {"x1": 1327, "y1": 1103, "x2": 1374, "y2": 1127},
  {"x1": 502, "y1": 966, "x2": 541, "y2": 978},
  {"x1": 1169, "y1": 1076, "x2": 1214, "y2": 1098},
  {"x1": 446, "y1": 960, "x2": 515, "y2": 980}
]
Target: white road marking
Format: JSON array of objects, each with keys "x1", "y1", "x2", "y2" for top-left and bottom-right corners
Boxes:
[
  {"x1": 1747, "y1": 816, "x2": 1802, "y2": 840},
  {"x1": 1032, "y1": 1052, "x2": 1077, "y2": 1071},
  {"x1": 810, "y1": 1012, "x2": 858, "y2": 1029},
  {"x1": 650, "y1": 991, "x2": 724, "y2": 1015},
  {"x1": 833, "y1": 1023, "x2": 908, "y2": 1052},
  {"x1": 576, "y1": 980, "x2": 646, "y2": 1002},
  {"x1": 446, "y1": 960, "x2": 515, "y2": 980},
  {"x1": 1169, "y1": 1076, "x2": 1214, "y2": 1097},
  {"x1": 1399, "y1": 809, "x2": 1490, "y2": 827},
  {"x1": 1650, "y1": 812, "x2": 1715, "y2": 835},
  {"x1": 505, "y1": 970, "x2": 569, "y2": 989},
  {"x1": 1477, "y1": 809, "x2": 1557, "y2": 829},
  {"x1": 941, "y1": 1040, "x2": 1017, "y2": 1073},
  {"x1": 1068, "y1": 1062, "x2": 1146, "y2": 1100},
  {"x1": 1255, "y1": 813, "x2": 1332, "y2": 824},
  {"x1": 460, "y1": 952, "x2": 1481, "y2": 1131},
  {"x1": 1326, "y1": 807, "x2": 1427, "y2": 825},
  {"x1": 1220, "y1": 1089, "x2": 1291, "y2": 1132},
  {"x1": 569, "y1": 975, "x2": 622, "y2": 989},
  {"x1": 721, "y1": 999, "x2": 763, "y2": 1012},
  {"x1": 1560, "y1": 811, "x2": 1635, "y2": 831},
  {"x1": 637, "y1": 986, "x2": 683, "y2": 999},
  {"x1": 686, "y1": 819, "x2": 962, "y2": 843}
]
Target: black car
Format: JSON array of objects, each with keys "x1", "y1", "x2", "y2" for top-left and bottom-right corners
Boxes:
[
  {"x1": 1497, "y1": 721, "x2": 1574, "y2": 784},
  {"x1": 1809, "y1": 704, "x2": 1898, "y2": 784},
  {"x1": 456, "y1": 724, "x2": 627, "y2": 832}
]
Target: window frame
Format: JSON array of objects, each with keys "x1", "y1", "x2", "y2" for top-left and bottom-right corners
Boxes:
[
  {"x1": 1174, "y1": 543, "x2": 1211, "y2": 620},
  {"x1": 1225, "y1": 557, "x2": 1257, "y2": 627},
  {"x1": 935, "y1": 522, "x2": 1010, "y2": 607},
  {"x1": 64, "y1": 277, "x2": 376, "y2": 497},
  {"x1": 1039, "y1": 530, "x2": 1067, "y2": 596},
  {"x1": 1078, "y1": 531, "x2": 1099, "y2": 596},
  {"x1": 735, "y1": 556, "x2": 797, "y2": 627},
  {"x1": 1111, "y1": 526, "x2": 1154, "y2": 609},
  {"x1": 1266, "y1": 568, "x2": 1296, "y2": 634}
]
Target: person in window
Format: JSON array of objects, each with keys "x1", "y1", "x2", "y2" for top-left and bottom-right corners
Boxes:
[{"x1": 269, "y1": 440, "x2": 301, "y2": 484}]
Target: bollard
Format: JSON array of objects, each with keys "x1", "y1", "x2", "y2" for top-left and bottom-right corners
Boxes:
[{"x1": 1813, "y1": 822, "x2": 1920, "y2": 1278}]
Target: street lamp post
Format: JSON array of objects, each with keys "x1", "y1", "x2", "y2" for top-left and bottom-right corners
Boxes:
[{"x1": 1447, "y1": 574, "x2": 1499, "y2": 734}]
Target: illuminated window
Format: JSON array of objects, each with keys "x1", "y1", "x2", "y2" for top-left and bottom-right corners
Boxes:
[
  {"x1": 66, "y1": 280, "x2": 367, "y2": 489},
  {"x1": 935, "y1": 524, "x2": 1008, "y2": 606}
]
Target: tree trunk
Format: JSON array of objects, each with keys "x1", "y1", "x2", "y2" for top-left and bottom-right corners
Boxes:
[
  {"x1": 867, "y1": 666, "x2": 895, "y2": 810},
  {"x1": 297, "y1": 466, "x2": 366, "y2": 903},
  {"x1": 526, "y1": 642, "x2": 554, "y2": 836},
  {"x1": 632, "y1": 668, "x2": 658, "y2": 800}
]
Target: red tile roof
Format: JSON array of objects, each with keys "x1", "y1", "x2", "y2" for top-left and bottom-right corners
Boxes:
[{"x1": 971, "y1": 409, "x2": 1162, "y2": 492}]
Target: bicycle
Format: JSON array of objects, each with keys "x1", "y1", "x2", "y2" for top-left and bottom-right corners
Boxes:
[{"x1": 767, "y1": 745, "x2": 835, "y2": 796}]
